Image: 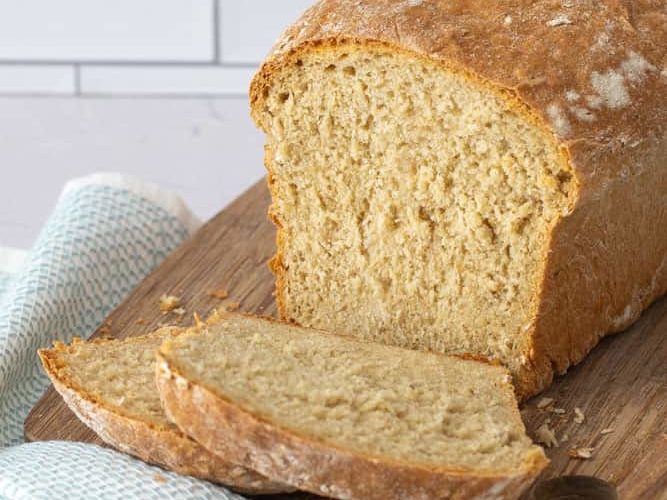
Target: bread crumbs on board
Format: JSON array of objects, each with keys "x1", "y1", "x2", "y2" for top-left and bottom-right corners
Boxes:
[
  {"x1": 193, "y1": 312, "x2": 207, "y2": 328},
  {"x1": 159, "y1": 294, "x2": 181, "y2": 313},
  {"x1": 536, "y1": 423, "x2": 559, "y2": 448},
  {"x1": 98, "y1": 320, "x2": 113, "y2": 338},
  {"x1": 574, "y1": 407, "x2": 585, "y2": 424},
  {"x1": 207, "y1": 289, "x2": 230, "y2": 300},
  {"x1": 536, "y1": 397, "x2": 554, "y2": 409},
  {"x1": 224, "y1": 301, "x2": 241, "y2": 312},
  {"x1": 153, "y1": 473, "x2": 167, "y2": 484},
  {"x1": 569, "y1": 447, "x2": 594, "y2": 459}
]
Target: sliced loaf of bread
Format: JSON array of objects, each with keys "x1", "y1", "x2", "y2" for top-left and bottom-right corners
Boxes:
[
  {"x1": 250, "y1": 0, "x2": 667, "y2": 400},
  {"x1": 156, "y1": 314, "x2": 548, "y2": 500},
  {"x1": 38, "y1": 328, "x2": 289, "y2": 495}
]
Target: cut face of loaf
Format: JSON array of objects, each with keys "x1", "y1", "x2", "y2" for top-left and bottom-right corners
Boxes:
[
  {"x1": 255, "y1": 45, "x2": 573, "y2": 397},
  {"x1": 251, "y1": 0, "x2": 667, "y2": 400},
  {"x1": 156, "y1": 314, "x2": 548, "y2": 500},
  {"x1": 38, "y1": 329, "x2": 289, "y2": 495}
]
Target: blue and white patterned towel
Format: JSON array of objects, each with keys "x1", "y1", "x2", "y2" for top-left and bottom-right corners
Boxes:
[{"x1": 0, "y1": 174, "x2": 242, "y2": 500}]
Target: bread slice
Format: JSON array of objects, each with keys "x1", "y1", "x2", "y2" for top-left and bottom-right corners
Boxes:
[
  {"x1": 156, "y1": 314, "x2": 548, "y2": 500},
  {"x1": 38, "y1": 328, "x2": 290, "y2": 495},
  {"x1": 250, "y1": 1, "x2": 667, "y2": 400}
]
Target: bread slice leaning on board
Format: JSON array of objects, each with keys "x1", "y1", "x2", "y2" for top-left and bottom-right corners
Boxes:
[
  {"x1": 156, "y1": 313, "x2": 548, "y2": 500},
  {"x1": 250, "y1": 0, "x2": 667, "y2": 399},
  {"x1": 38, "y1": 328, "x2": 291, "y2": 495}
]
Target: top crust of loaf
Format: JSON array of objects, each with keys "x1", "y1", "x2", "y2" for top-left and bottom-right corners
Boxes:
[{"x1": 251, "y1": 0, "x2": 666, "y2": 191}]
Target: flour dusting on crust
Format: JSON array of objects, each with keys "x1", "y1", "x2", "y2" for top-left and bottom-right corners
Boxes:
[
  {"x1": 591, "y1": 70, "x2": 630, "y2": 109},
  {"x1": 588, "y1": 51, "x2": 657, "y2": 110},
  {"x1": 546, "y1": 14, "x2": 572, "y2": 27},
  {"x1": 621, "y1": 51, "x2": 656, "y2": 83},
  {"x1": 546, "y1": 103, "x2": 571, "y2": 137},
  {"x1": 569, "y1": 105, "x2": 596, "y2": 122}
]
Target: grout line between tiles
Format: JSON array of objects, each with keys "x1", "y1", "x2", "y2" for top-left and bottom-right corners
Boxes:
[
  {"x1": 79, "y1": 91, "x2": 248, "y2": 99},
  {"x1": 213, "y1": 0, "x2": 221, "y2": 63},
  {"x1": 0, "y1": 60, "x2": 258, "y2": 68},
  {"x1": 0, "y1": 92, "x2": 248, "y2": 100},
  {"x1": 74, "y1": 64, "x2": 81, "y2": 95}
]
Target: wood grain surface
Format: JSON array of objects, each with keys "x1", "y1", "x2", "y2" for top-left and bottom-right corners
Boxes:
[{"x1": 25, "y1": 179, "x2": 666, "y2": 499}]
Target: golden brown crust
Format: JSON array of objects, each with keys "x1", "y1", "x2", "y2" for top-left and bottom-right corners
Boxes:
[
  {"x1": 265, "y1": 165, "x2": 291, "y2": 320},
  {"x1": 156, "y1": 338, "x2": 548, "y2": 500},
  {"x1": 38, "y1": 333, "x2": 290, "y2": 495},
  {"x1": 250, "y1": 0, "x2": 667, "y2": 399}
]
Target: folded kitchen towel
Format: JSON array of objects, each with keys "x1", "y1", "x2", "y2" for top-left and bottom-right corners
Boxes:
[
  {"x1": 0, "y1": 247, "x2": 25, "y2": 301},
  {"x1": 0, "y1": 441, "x2": 242, "y2": 500},
  {"x1": 0, "y1": 173, "x2": 241, "y2": 500}
]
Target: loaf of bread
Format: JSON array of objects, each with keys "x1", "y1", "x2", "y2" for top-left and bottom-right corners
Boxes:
[
  {"x1": 250, "y1": 0, "x2": 667, "y2": 399},
  {"x1": 38, "y1": 328, "x2": 289, "y2": 495},
  {"x1": 156, "y1": 313, "x2": 547, "y2": 500}
]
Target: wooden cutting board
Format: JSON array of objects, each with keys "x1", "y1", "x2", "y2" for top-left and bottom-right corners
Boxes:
[{"x1": 25, "y1": 179, "x2": 667, "y2": 499}]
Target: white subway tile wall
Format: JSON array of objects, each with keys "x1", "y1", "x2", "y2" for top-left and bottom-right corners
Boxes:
[
  {"x1": 81, "y1": 66, "x2": 257, "y2": 96},
  {"x1": 0, "y1": 0, "x2": 215, "y2": 62},
  {"x1": 0, "y1": 0, "x2": 315, "y2": 96},
  {"x1": 0, "y1": 65, "x2": 75, "y2": 94},
  {"x1": 219, "y1": 0, "x2": 314, "y2": 63},
  {"x1": 0, "y1": 97, "x2": 267, "y2": 247},
  {"x1": 0, "y1": 2, "x2": 316, "y2": 247}
]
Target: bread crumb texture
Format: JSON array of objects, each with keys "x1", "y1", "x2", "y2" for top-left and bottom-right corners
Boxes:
[
  {"x1": 39, "y1": 328, "x2": 290, "y2": 495},
  {"x1": 46, "y1": 330, "x2": 180, "y2": 426},
  {"x1": 253, "y1": 0, "x2": 667, "y2": 402},
  {"x1": 162, "y1": 315, "x2": 545, "y2": 472},
  {"x1": 259, "y1": 45, "x2": 574, "y2": 382}
]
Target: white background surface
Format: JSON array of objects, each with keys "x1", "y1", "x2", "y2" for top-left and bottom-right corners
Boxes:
[
  {"x1": 0, "y1": 0, "x2": 315, "y2": 249},
  {"x1": 0, "y1": 97, "x2": 266, "y2": 247},
  {"x1": 0, "y1": 0, "x2": 215, "y2": 62}
]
